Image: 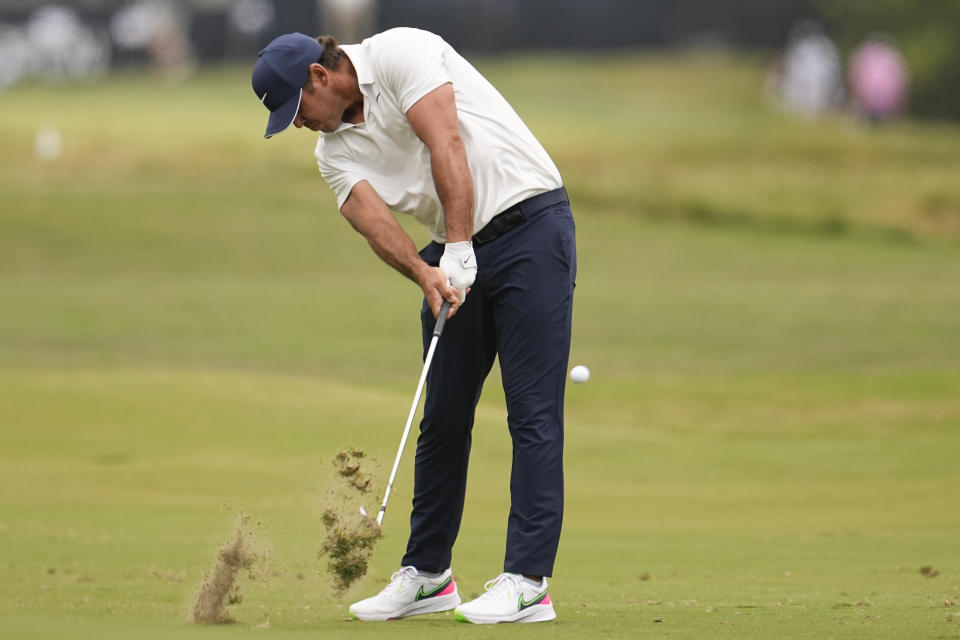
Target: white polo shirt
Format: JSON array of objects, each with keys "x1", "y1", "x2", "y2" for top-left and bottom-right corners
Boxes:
[{"x1": 314, "y1": 27, "x2": 563, "y2": 243}]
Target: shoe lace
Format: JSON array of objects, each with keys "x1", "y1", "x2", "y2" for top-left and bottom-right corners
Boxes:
[
  {"x1": 381, "y1": 566, "x2": 418, "y2": 595},
  {"x1": 480, "y1": 572, "x2": 522, "y2": 600}
]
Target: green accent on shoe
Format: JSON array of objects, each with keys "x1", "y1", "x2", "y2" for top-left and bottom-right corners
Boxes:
[
  {"x1": 349, "y1": 611, "x2": 359, "y2": 620},
  {"x1": 518, "y1": 589, "x2": 548, "y2": 611},
  {"x1": 454, "y1": 611, "x2": 470, "y2": 623},
  {"x1": 416, "y1": 575, "x2": 452, "y2": 601}
]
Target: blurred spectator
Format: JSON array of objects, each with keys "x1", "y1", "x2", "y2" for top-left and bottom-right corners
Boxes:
[
  {"x1": 0, "y1": 24, "x2": 31, "y2": 90},
  {"x1": 110, "y1": 0, "x2": 195, "y2": 79},
  {"x1": 229, "y1": 0, "x2": 277, "y2": 35},
  {"x1": 28, "y1": 5, "x2": 110, "y2": 81},
  {"x1": 224, "y1": 0, "x2": 276, "y2": 59},
  {"x1": 848, "y1": 34, "x2": 909, "y2": 125},
  {"x1": 321, "y1": 0, "x2": 377, "y2": 44},
  {"x1": 0, "y1": 5, "x2": 110, "y2": 89},
  {"x1": 774, "y1": 19, "x2": 843, "y2": 119},
  {"x1": 228, "y1": 0, "x2": 276, "y2": 37}
]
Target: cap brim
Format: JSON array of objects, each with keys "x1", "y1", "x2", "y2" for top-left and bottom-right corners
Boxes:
[{"x1": 264, "y1": 89, "x2": 301, "y2": 139}]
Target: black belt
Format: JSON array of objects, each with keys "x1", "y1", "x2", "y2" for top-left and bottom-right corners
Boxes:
[{"x1": 472, "y1": 187, "x2": 568, "y2": 245}]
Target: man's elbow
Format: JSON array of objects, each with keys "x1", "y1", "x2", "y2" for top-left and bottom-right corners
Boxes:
[{"x1": 442, "y1": 131, "x2": 467, "y2": 158}]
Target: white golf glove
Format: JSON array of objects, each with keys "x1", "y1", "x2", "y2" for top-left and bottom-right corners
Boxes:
[{"x1": 439, "y1": 240, "x2": 477, "y2": 303}]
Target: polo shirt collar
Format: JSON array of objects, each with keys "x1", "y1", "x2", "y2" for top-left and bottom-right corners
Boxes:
[{"x1": 335, "y1": 43, "x2": 376, "y2": 132}]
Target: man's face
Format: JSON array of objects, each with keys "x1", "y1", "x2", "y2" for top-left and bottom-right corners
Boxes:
[{"x1": 293, "y1": 68, "x2": 345, "y2": 133}]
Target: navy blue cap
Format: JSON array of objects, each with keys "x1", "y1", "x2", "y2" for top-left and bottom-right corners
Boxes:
[{"x1": 252, "y1": 33, "x2": 324, "y2": 138}]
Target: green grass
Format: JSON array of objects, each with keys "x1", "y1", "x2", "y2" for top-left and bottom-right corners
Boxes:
[{"x1": 1, "y1": 53, "x2": 959, "y2": 639}]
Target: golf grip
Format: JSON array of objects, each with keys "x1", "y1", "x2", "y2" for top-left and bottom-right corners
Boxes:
[
  {"x1": 376, "y1": 299, "x2": 452, "y2": 526},
  {"x1": 434, "y1": 299, "x2": 452, "y2": 337}
]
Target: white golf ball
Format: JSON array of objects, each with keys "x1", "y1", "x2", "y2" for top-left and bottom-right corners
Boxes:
[
  {"x1": 34, "y1": 125, "x2": 63, "y2": 162},
  {"x1": 570, "y1": 365, "x2": 590, "y2": 383}
]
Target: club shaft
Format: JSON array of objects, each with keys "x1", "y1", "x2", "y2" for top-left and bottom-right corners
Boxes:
[{"x1": 377, "y1": 301, "x2": 451, "y2": 526}]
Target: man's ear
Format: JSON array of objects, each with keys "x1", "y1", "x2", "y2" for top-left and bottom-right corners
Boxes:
[{"x1": 306, "y1": 62, "x2": 328, "y2": 89}]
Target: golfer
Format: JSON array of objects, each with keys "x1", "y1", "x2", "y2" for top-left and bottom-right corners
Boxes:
[{"x1": 252, "y1": 27, "x2": 576, "y2": 624}]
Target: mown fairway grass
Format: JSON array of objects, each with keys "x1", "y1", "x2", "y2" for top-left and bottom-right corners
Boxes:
[{"x1": 1, "y1": 53, "x2": 959, "y2": 639}]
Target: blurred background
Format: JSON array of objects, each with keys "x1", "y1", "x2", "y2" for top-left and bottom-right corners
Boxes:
[
  {"x1": 1, "y1": 2, "x2": 959, "y2": 637},
  {"x1": 1, "y1": 0, "x2": 958, "y2": 120}
]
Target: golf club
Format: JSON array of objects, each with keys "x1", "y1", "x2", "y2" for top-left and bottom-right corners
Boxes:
[{"x1": 376, "y1": 299, "x2": 452, "y2": 526}]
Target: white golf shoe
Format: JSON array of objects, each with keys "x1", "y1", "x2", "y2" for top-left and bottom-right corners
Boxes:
[
  {"x1": 454, "y1": 573, "x2": 556, "y2": 624},
  {"x1": 348, "y1": 566, "x2": 460, "y2": 621}
]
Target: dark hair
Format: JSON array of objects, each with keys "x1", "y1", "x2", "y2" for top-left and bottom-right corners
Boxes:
[{"x1": 315, "y1": 35, "x2": 344, "y2": 69}]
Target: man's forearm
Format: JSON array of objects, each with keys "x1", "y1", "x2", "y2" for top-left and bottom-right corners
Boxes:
[
  {"x1": 341, "y1": 179, "x2": 459, "y2": 317},
  {"x1": 341, "y1": 183, "x2": 428, "y2": 286},
  {"x1": 361, "y1": 218, "x2": 429, "y2": 285}
]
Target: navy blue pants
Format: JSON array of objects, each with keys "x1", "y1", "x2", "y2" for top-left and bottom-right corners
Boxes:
[{"x1": 401, "y1": 190, "x2": 576, "y2": 578}]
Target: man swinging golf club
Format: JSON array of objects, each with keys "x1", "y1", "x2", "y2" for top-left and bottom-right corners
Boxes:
[{"x1": 252, "y1": 27, "x2": 576, "y2": 624}]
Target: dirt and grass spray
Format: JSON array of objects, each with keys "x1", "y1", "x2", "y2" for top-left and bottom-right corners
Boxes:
[
  {"x1": 319, "y1": 448, "x2": 383, "y2": 594},
  {"x1": 189, "y1": 514, "x2": 266, "y2": 624}
]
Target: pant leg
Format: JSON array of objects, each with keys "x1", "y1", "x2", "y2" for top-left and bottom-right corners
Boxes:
[
  {"x1": 401, "y1": 243, "x2": 497, "y2": 573},
  {"x1": 483, "y1": 203, "x2": 577, "y2": 577}
]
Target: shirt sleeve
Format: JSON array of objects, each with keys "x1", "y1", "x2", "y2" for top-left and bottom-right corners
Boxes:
[
  {"x1": 372, "y1": 28, "x2": 452, "y2": 114},
  {"x1": 315, "y1": 139, "x2": 364, "y2": 209}
]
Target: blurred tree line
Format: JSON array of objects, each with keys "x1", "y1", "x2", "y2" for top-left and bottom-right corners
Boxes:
[
  {"x1": 816, "y1": 0, "x2": 960, "y2": 120},
  {"x1": 378, "y1": 0, "x2": 958, "y2": 121},
  {"x1": 3, "y1": 0, "x2": 957, "y2": 119},
  {"x1": 378, "y1": 0, "x2": 816, "y2": 50}
]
